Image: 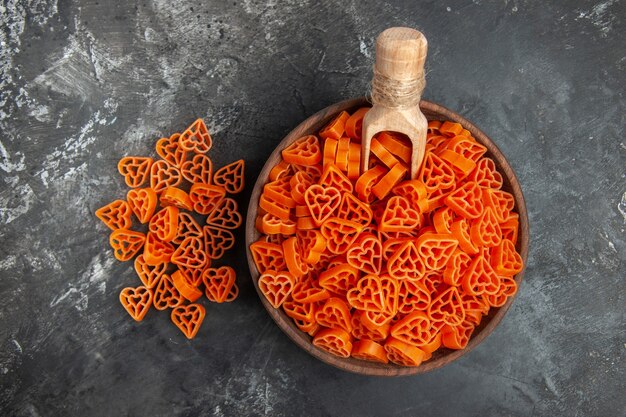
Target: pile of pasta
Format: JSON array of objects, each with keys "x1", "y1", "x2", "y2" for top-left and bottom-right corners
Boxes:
[
  {"x1": 250, "y1": 108, "x2": 523, "y2": 366},
  {"x1": 95, "y1": 119, "x2": 244, "y2": 339}
]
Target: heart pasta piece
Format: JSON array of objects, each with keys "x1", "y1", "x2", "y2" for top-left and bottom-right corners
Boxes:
[
  {"x1": 428, "y1": 286, "x2": 466, "y2": 326},
  {"x1": 282, "y1": 237, "x2": 310, "y2": 278},
  {"x1": 282, "y1": 135, "x2": 322, "y2": 166},
  {"x1": 304, "y1": 185, "x2": 342, "y2": 226},
  {"x1": 202, "y1": 266, "x2": 236, "y2": 303},
  {"x1": 379, "y1": 196, "x2": 421, "y2": 232},
  {"x1": 347, "y1": 141, "x2": 361, "y2": 180},
  {"x1": 415, "y1": 233, "x2": 459, "y2": 271},
  {"x1": 482, "y1": 189, "x2": 515, "y2": 223},
  {"x1": 118, "y1": 156, "x2": 153, "y2": 188},
  {"x1": 318, "y1": 263, "x2": 360, "y2": 298},
  {"x1": 96, "y1": 199, "x2": 132, "y2": 230},
  {"x1": 319, "y1": 111, "x2": 349, "y2": 140},
  {"x1": 444, "y1": 135, "x2": 487, "y2": 162},
  {"x1": 269, "y1": 160, "x2": 292, "y2": 182},
  {"x1": 292, "y1": 163, "x2": 322, "y2": 182},
  {"x1": 420, "y1": 333, "x2": 443, "y2": 361},
  {"x1": 392, "y1": 180, "x2": 428, "y2": 212},
  {"x1": 420, "y1": 152, "x2": 455, "y2": 195},
  {"x1": 377, "y1": 131, "x2": 411, "y2": 164},
  {"x1": 469, "y1": 157, "x2": 503, "y2": 189},
  {"x1": 153, "y1": 274, "x2": 184, "y2": 310},
  {"x1": 470, "y1": 207, "x2": 502, "y2": 248},
  {"x1": 109, "y1": 229, "x2": 145, "y2": 261},
  {"x1": 346, "y1": 274, "x2": 385, "y2": 312},
  {"x1": 259, "y1": 193, "x2": 291, "y2": 221},
  {"x1": 150, "y1": 160, "x2": 182, "y2": 193},
  {"x1": 390, "y1": 311, "x2": 435, "y2": 347},
  {"x1": 258, "y1": 270, "x2": 296, "y2": 308},
  {"x1": 178, "y1": 266, "x2": 205, "y2": 287},
  {"x1": 283, "y1": 299, "x2": 317, "y2": 323},
  {"x1": 203, "y1": 225, "x2": 235, "y2": 260},
  {"x1": 334, "y1": 136, "x2": 351, "y2": 172},
  {"x1": 355, "y1": 165, "x2": 387, "y2": 203},
  {"x1": 249, "y1": 240, "x2": 286, "y2": 273},
  {"x1": 172, "y1": 212, "x2": 203, "y2": 245},
  {"x1": 351, "y1": 339, "x2": 388, "y2": 364},
  {"x1": 345, "y1": 107, "x2": 369, "y2": 140},
  {"x1": 445, "y1": 181, "x2": 484, "y2": 219},
  {"x1": 432, "y1": 206, "x2": 455, "y2": 234},
  {"x1": 119, "y1": 286, "x2": 153, "y2": 322},
  {"x1": 490, "y1": 239, "x2": 523, "y2": 276},
  {"x1": 171, "y1": 303, "x2": 206, "y2": 339},
  {"x1": 126, "y1": 188, "x2": 157, "y2": 224},
  {"x1": 319, "y1": 164, "x2": 353, "y2": 193},
  {"x1": 462, "y1": 252, "x2": 501, "y2": 296},
  {"x1": 181, "y1": 153, "x2": 213, "y2": 184},
  {"x1": 485, "y1": 275, "x2": 518, "y2": 308},
  {"x1": 315, "y1": 297, "x2": 352, "y2": 333},
  {"x1": 143, "y1": 232, "x2": 175, "y2": 265},
  {"x1": 156, "y1": 133, "x2": 186, "y2": 167},
  {"x1": 264, "y1": 177, "x2": 296, "y2": 208},
  {"x1": 439, "y1": 149, "x2": 476, "y2": 182},
  {"x1": 371, "y1": 163, "x2": 407, "y2": 200},
  {"x1": 360, "y1": 275, "x2": 399, "y2": 329},
  {"x1": 450, "y1": 218, "x2": 479, "y2": 255},
  {"x1": 336, "y1": 192, "x2": 373, "y2": 226},
  {"x1": 213, "y1": 159, "x2": 245, "y2": 194},
  {"x1": 291, "y1": 278, "x2": 330, "y2": 304},
  {"x1": 149, "y1": 206, "x2": 179, "y2": 243},
  {"x1": 189, "y1": 183, "x2": 226, "y2": 215},
  {"x1": 461, "y1": 292, "x2": 490, "y2": 325},
  {"x1": 346, "y1": 233, "x2": 382, "y2": 275},
  {"x1": 397, "y1": 279, "x2": 431, "y2": 314},
  {"x1": 180, "y1": 118, "x2": 212, "y2": 153},
  {"x1": 441, "y1": 320, "x2": 476, "y2": 350},
  {"x1": 351, "y1": 311, "x2": 390, "y2": 342},
  {"x1": 134, "y1": 254, "x2": 167, "y2": 288},
  {"x1": 295, "y1": 319, "x2": 320, "y2": 336},
  {"x1": 312, "y1": 328, "x2": 352, "y2": 358},
  {"x1": 387, "y1": 241, "x2": 425, "y2": 280},
  {"x1": 296, "y1": 229, "x2": 327, "y2": 265},
  {"x1": 160, "y1": 187, "x2": 193, "y2": 211},
  {"x1": 171, "y1": 269, "x2": 203, "y2": 302},
  {"x1": 384, "y1": 337, "x2": 426, "y2": 367},
  {"x1": 171, "y1": 236, "x2": 208, "y2": 269},
  {"x1": 443, "y1": 249, "x2": 472, "y2": 286},
  {"x1": 370, "y1": 137, "x2": 400, "y2": 169},
  {"x1": 320, "y1": 217, "x2": 363, "y2": 255},
  {"x1": 323, "y1": 138, "x2": 338, "y2": 170},
  {"x1": 289, "y1": 171, "x2": 314, "y2": 205},
  {"x1": 206, "y1": 197, "x2": 242, "y2": 230}
]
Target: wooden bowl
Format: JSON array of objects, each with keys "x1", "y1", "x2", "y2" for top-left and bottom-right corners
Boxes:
[{"x1": 245, "y1": 97, "x2": 529, "y2": 376}]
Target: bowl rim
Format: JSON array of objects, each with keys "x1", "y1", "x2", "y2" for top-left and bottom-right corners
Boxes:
[{"x1": 245, "y1": 97, "x2": 529, "y2": 376}]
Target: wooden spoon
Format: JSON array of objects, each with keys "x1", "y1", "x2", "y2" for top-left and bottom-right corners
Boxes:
[{"x1": 361, "y1": 27, "x2": 428, "y2": 179}]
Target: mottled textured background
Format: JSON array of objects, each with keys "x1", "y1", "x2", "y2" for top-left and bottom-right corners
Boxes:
[{"x1": 1, "y1": 0, "x2": 624, "y2": 416}]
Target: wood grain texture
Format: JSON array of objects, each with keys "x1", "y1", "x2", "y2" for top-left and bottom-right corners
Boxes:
[
  {"x1": 363, "y1": 27, "x2": 428, "y2": 179},
  {"x1": 245, "y1": 97, "x2": 529, "y2": 376}
]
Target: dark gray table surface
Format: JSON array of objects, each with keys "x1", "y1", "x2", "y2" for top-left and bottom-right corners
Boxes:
[{"x1": 1, "y1": 0, "x2": 624, "y2": 416}]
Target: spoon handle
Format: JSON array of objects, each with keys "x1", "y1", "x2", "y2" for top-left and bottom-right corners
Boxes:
[
  {"x1": 362, "y1": 27, "x2": 429, "y2": 179},
  {"x1": 375, "y1": 27, "x2": 427, "y2": 83}
]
